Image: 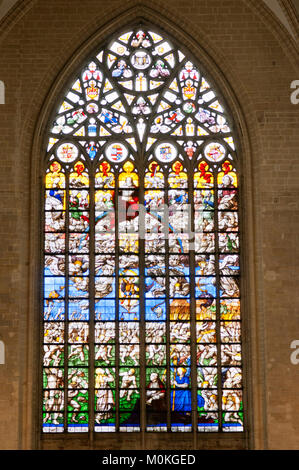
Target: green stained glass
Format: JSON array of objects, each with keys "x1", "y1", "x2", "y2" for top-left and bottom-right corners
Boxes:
[{"x1": 42, "y1": 25, "x2": 243, "y2": 435}]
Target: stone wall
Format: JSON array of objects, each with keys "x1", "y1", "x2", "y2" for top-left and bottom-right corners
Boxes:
[{"x1": 0, "y1": 0, "x2": 298, "y2": 450}]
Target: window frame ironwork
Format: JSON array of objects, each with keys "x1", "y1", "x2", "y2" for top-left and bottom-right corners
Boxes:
[{"x1": 40, "y1": 22, "x2": 245, "y2": 438}]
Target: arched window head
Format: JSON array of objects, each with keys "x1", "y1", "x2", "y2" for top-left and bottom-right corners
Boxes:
[{"x1": 42, "y1": 26, "x2": 243, "y2": 434}]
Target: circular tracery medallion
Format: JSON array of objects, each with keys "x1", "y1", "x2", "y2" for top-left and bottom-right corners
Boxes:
[
  {"x1": 106, "y1": 143, "x2": 128, "y2": 163},
  {"x1": 155, "y1": 142, "x2": 177, "y2": 162},
  {"x1": 56, "y1": 143, "x2": 78, "y2": 163},
  {"x1": 204, "y1": 142, "x2": 226, "y2": 162}
]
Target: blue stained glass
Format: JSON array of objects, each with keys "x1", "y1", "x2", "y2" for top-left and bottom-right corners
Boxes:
[
  {"x1": 219, "y1": 254, "x2": 239, "y2": 275},
  {"x1": 95, "y1": 299, "x2": 116, "y2": 321},
  {"x1": 43, "y1": 26, "x2": 243, "y2": 435},
  {"x1": 145, "y1": 299, "x2": 166, "y2": 321},
  {"x1": 119, "y1": 276, "x2": 139, "y2": 300},
  {"x1": 119, "y1": 300, "x2": 140, "y2": 321},
  {"x1": 169, "y1": 255, "x2": 189, "y2": 276},
  {"x1": 169, "y1": 234, "x2": 189, "y2": 253},
  {"x1": 197, "y1": 391, "x2": 218, "y2": 412},
  {"x1": 69, "y1": 278, "x2": 89, "y2": 298},
  {"x1": 223, "y1": 422, "x2": 243, "y2": 429},
  {"x1": 95, "y1": 261, "x2": 115, "y2": 277},
  {"x1": 144, "y1": 190, "x2": 165, "y2": 210},
  {"x1": 69, "y1": 233, "x2": 89, "y2": 253},
  {"x1": 119, "y1": 267, "x2": 139, "y2": 276},
  {"x1": 145, "y1": 277, "x2": 166, "y2": 298},
  {"x1": 168, "y1": 190, "x2": 189, "y2": 207},
  {"x1": 145, "y1": 255, "x2": 165, "y2": 275},
  {"x1": 44, "y1": 276, "x2": 65, "y2": 298},
  {"x1": 43, "y1": 420, "x2": 64, "y2": 432},
  {"x1": 95, "y1": 277, "x2": 116, "y2": 298},
  {"x1": 198, "y1": 407, "x2": 219, "y2": 432},
  {"x1": 44, "y1": 299, "x2": 65, "y2": 321},
  {"x1": 195, "y1": 277, "x2": 217, "y2": 298},
  {"x1": 195, "y1": 255, "x2": 216, "y2": 276},
  {"x1": 170, "y1": 276, "x2": 190, "y2": 298},
  {"x1": 170, "y1": 365, "x2": 192, "y2": 415},
  {"x1": 170, "y1": 345, "x2": 190, "y2": 366},
  {"x1": 68, "y1": 300, "x2": 90, "y2": 320},
  {"x1": 87, "y1": 143, "x2": 97, "y2": 159},
  {"x1": 119, "y1": 255, "x2": 139, "y2": 271},
  {"x1": 69, "y1": 254, "x2": 89, "y2": 274},
  {"x1": 219, "y1": 277, "x2": 240, "y2": 298},
  {"x1": 95, "y1": 412, "x2": 116, "y2": 431}
]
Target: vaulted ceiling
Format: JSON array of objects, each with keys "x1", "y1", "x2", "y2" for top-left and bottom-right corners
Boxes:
[
  {"x1": 263, "y1": 0, "x2": 299, "y2": 38},
  {"x1": 0, "y1": 0, "x2": 298, "y2": 39}
]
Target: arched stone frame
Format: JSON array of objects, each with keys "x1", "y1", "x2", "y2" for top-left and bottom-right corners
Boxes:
[
  {"x1": 0, "y1": 80, "x2": 5, "y2": 105},
  {"x1": 0, "y1": 340, "x2": 5, "y2": 365},
  {"x1": 24, "y1": 5, "x2": 258, "y2": 450}
]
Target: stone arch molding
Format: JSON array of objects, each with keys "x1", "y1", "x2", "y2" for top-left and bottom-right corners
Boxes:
[
  {"x1": 0, "y1": 0, "x2": 297, "y2": 50},
  {"x1": 0, "y1": 80, "x2": 4, "y2": 104},
  {"x1": 34, "y1": 3, "x2": 250, "y2": 150},
  {"x1": 27, "y1": 3, "x2": 258, "y2": 448},
  {"x1": 0, "y1": 340, "x2": 5, "y2": 365}
]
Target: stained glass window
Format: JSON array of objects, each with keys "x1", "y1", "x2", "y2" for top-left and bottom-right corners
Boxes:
[{"x1": 42, "y1": 27, "x2": 243, "y2": 434}]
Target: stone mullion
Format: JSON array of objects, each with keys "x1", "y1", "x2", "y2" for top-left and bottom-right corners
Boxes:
[
  {"x1": 146, "y1": 47, "x2": 186, "y2": 128},
  {"x1": 189, "y1": 161, "x2": 197, "y2": 439},
  {"x1": 64, "y1": 166, "x2": 70, "y2": 432},
  {"x1": 115, "y1": 170, "x2": 120, "y2": 432},
  {"x1": 89, "y1": 170, "x2": 95, "y2": 443},
  {"x1": 214, "y1": 164, "x2": 223, "y2": 432},
  {"x1": 40, "y1": 27, "x2": 243, "y2": 440},
  {"x1": 139, "y1": 165, "x2": 146, "y2": 437},
  {"x1": 41, "y1": 179, "x2": 46, "y2": 433},
  {"x1": 165, "y1": 177, "x2": 171, "y2": 432}
]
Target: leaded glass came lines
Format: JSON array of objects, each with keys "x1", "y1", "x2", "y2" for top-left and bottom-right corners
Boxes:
[{"x1": 42, "y1": 27, "x2": 243, "y2": 434}]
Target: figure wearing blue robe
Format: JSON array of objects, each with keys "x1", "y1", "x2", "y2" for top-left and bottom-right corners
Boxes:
[
  {"x1": 101, "y1": 112, "x2": 119, "y2": 126},
  {"x1": 203, "y1": 196, "x2": 214, "y2": 209},
  {"x1": 170, "y1": 362, "x2": 206, "y2": 412},
  {"x1": 171, "y1": 367, "x2": 191, "y2": 413},
  {"x1": 87, "y1": 145, "x2": 97, "y2": 160},
  {"x1": 49, "y1": 189, "x2": 63, "y2": 205}
]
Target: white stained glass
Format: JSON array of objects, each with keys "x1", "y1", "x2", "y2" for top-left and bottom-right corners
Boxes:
[
  {"x1": 110, "y1": 41, "x2": 129, "y2": 56},
  {"x1": 106, "y1": 143, "x2": 128, "y2": 163},
  {"x1": 56, "y1": 143, "x2": 78, "y2": 163},
  {"x1": 148, "y1": 31, "x2": 163, "y2": 43},
  {"x1": 137, "y1": 118, "x2": 146, "y2": 141},
  {"x1": 67, "y1": 91, "x2": 81, "y2": 103},
  {"x1": 131, "y1": 51, "x2": 152, "y2": 70},
  {"x1": 59, "y1": 101, "x2": 73, "y2": 113},
  {"x1": 118, "y1": 32, "x2": 133, "y2": 44},
  {"x1": 107, "y1": 54, "x2": 117, "y2": 68},
  {"x1": 164, "y1": 91, "x2": 177, "y2": 103},
  {"x1": 44, "y1": 26, "x2": 243, "y2": 436},
  {"x1": 154, "y1": 41, "x2": 172, "y2": 56},
  {"x1": 155, "y1": 142, "x2": 177, "y2": 162},
  {"x1": 204, "y1": 142, "x2": 226, "y2": 162},
  {"x1": 105, "y1": 92, "x2": 119, "y2": 103}
]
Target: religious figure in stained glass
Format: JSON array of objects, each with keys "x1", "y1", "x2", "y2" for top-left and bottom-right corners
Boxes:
[{"x1": 42, "y1": 26, "x2": 243, "y2": 434}]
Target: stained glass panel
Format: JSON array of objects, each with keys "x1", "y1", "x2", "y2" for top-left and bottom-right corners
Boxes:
[{"x1": 42, "y1": 25, "x2": 243, "y2": 434}]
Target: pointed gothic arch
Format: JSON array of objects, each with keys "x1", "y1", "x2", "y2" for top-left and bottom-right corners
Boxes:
[{"x1": 39, "y1": 20, "x2": 247, "y2": 442}]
